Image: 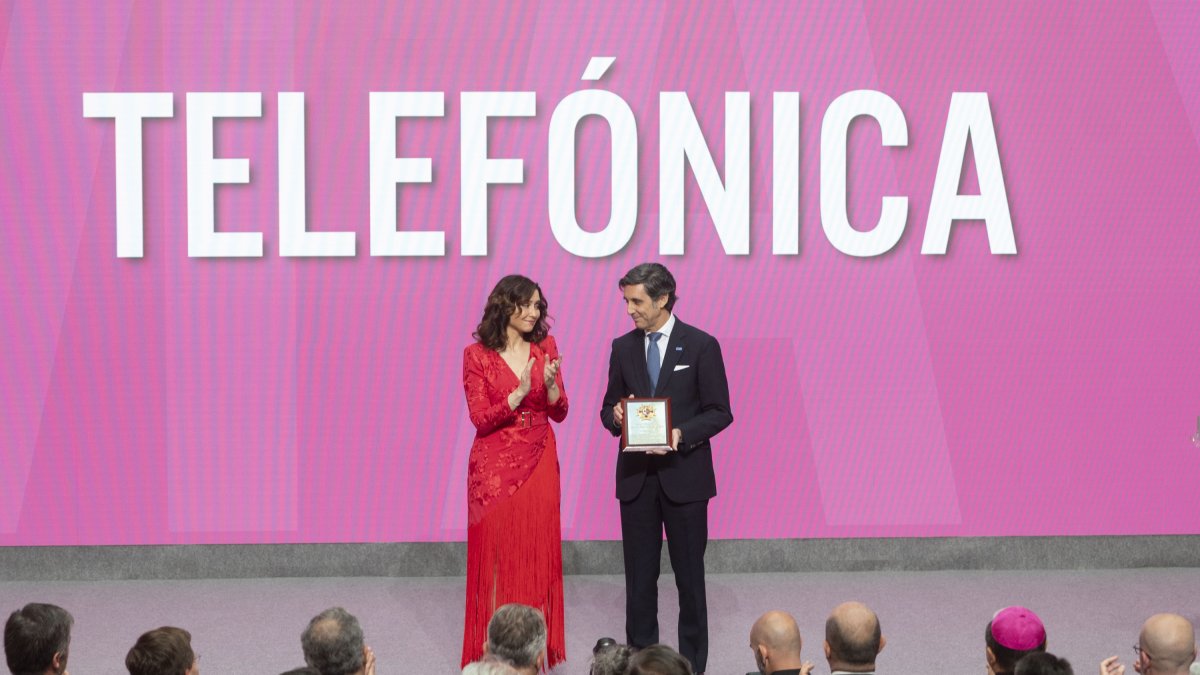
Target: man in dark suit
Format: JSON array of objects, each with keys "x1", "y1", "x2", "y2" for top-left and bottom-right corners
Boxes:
[{"x1": 600, "y1": 262, "x2": 733, "y2": 675}]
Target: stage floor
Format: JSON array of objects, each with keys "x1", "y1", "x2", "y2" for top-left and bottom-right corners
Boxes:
[{"x1": 3, "y1": 568, "x2": 1196, "y2": 673}]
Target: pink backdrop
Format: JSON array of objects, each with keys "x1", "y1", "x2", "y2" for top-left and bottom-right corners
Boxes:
[{"x1": 2, "y1": 1, "x2": 1199, "y2": 545}]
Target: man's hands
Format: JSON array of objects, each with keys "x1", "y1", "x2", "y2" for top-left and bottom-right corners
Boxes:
[
  {"x1": 1100, "y1": 656, "x2": 1125, "y2": 675},
  {"x1": 614, "y1": 397, "x2": 682, "y2": 454},
  {"x1": 363, "y1": 645, "x2": 376, "y2": 675},
  {"x1": 612, "y1": 395, "x2": 632, "y2": 427},
  {"x1": 647, "y1": 429, "x2": 682, "y2": 455}
]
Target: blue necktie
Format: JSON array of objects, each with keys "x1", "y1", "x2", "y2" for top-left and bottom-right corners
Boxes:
[{"x1": 647, "y1": 332, "x2": 663, "y2": 392}]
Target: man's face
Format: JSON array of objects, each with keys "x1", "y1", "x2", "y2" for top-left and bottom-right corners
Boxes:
[{"x1": 622, "y1": 284, "x2": 668, "y2": 331}]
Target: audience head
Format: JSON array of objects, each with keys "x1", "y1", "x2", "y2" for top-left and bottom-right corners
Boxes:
[
  {"x1": 626, "y1": 644, "x2": 693, "y2": 675},
  {"x1": 4, "y1": 603, "x2": 73, "y2": 675},
  {"x1": 484, "y1": 604, "x2": 546, "y2": 674},
  {"x1": 749, "y1": 610, "x2": 804, "y2": 674},
  {"x1": 1015, "y1": 652, "x2": 1073, "y2": 675},
  {"x1": 301, "y1": 607, "x2": 366, "y2": 675},
  {"x1": 279, "y1": 669, "x2": 321, "y2": 675},
  {"x1": 125, "y1": 626, "x2": 197, "y2": 675},
  {"x1": 986, "y1": 606, "x2": 1047, "y2": 674},
  {"x1": 589, "y1": 641, "x2": 633, "y2": 675},
  {"x1": 1135, "y1": 613, "x2": 1196, "y2": 675},
  {"x1": 825, "y1": 601, "x2": 885, "y2": 673}
]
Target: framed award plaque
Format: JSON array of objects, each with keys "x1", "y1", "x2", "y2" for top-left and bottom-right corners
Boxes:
[{"x1": 621, "y1": 397, "x2": 673, "y2": 453}]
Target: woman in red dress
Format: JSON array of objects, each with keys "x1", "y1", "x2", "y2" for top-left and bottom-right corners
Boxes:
[{"x1": 461, "y1": 275, "x2": 568, "y2": 669}]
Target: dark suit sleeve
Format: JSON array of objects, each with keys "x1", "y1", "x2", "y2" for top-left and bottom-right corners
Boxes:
[
  {"x1": 676, "y1": 335, "x2": 733, "y2": 447},
  {"x1": 599, "y1": 338, "x2": 625, "y2": 437}
]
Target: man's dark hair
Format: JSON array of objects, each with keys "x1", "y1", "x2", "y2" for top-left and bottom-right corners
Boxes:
[
  {"x1": 619, "y1": 263, "x2": 678, "y2": 311},
  {"x1": 826, "y1": 611, "x2": 882, "y2": 666},
  {"x1": 279, "y1": 669, "x2": 322, "y2": 675},
  {"x1": 1014, "y1": 652, "x2": 1074, "y2": 675},
  {"x1": 4, "y1": 603, "x2": 73, "y2": 675},
  {"x1": 125, "y1": 626, "x2": 194, "y2": 675},
  {"x1": 986, "y1": 621, "x2": 1047, "y2": 674},
  {"x1": 626, "y1": 644, "x2": 693, "y2": 675},
  {"x1": 486, "y1": 604, "x2": 546, "y2": 669},
  {"x1": 301, "y1": 608, "x2": 364, "y2": 675}
]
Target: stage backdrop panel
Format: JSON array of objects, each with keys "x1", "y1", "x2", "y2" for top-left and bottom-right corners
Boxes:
[{"x1": 2, "y1": 1, "x2": 1198, "y2": 545}]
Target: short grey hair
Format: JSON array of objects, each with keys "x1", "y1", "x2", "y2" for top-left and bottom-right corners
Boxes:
[
  {"x1": 619, "y1": 263, "x2": 678, "y2": 310},
  {"x1": 485, "y1": 604, "x2": 547, "y2": 669},
  {"x1": 301, "y1": 607, "x2": 365, "y2": 675},
  {"x1": 462, "y1": 656, "x2": 520, "y2": 674}
]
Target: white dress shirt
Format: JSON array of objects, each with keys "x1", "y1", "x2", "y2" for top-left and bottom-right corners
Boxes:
[{"x1": 644, "y1": 313, "x2": 676, "y2": 370}]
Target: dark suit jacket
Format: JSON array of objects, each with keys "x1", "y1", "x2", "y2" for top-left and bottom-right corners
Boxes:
[{"x1": 600, "y1": 318, "x2": 733, "y2": 503}]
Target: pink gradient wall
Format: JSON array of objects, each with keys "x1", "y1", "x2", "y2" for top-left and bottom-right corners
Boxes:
[{"x1": 2, "y1": 1, "x2": 1198, "y2": 545}]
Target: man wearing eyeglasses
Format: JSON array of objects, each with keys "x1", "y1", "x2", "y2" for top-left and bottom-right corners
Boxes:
[{"x1": 1100, "y1": 613, "x2": 1197, "y2": 675}]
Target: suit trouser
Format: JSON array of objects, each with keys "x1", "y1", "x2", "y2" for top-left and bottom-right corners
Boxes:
[{"x1": 620, "y1": 472, "x2": 709, "y2": 673}]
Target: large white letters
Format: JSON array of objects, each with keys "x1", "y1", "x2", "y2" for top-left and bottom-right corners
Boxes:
[
  {"x1": 82, "y1": 92, "x2": 174, "y2": 258},
  {"x1": 460, "y1": 92, "x2": 536, "y2": 256},
  {"x1": 279, "y1": 92, "x2": 355, "y2": 257},
  {"x1": 187, "y1": 92, "x2": 263, "y2": 258},
  {"x1": 369, "y1": 92, "x2": 445, "y2": 256},
  {"x1": 659, "y1": 92, "x2": 750, "y2": 255},
  {"x1": 548, "y1": 90, "x2": 639, "y2": 258},
  {"x1": 820, "y1": 90, "x2": 909, "y2": 258},
  {"x1": 86, "y1": 78, "x2": 1014, "y2": 260},
  {"x1": 923, "y1": 92, "x2": 1016, "y2": 254}
]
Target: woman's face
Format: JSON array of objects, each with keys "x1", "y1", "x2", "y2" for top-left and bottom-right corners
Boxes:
[{"x1": 508, "y1": 289, "x2": 542, "y2": 335}]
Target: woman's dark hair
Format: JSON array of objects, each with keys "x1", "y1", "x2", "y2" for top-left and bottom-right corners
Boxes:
[{"x1": 474, "y1": 275, "x2": 549, "y2": 351}]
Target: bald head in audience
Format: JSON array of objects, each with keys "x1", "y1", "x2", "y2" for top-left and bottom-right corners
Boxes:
[
  {"x1": 1101, "y1": 614, "x2": 1196, "y2": 675},
  {"x1": 824, "y1": 602, "x2": 885, "y2": 674},
  {"x1": 749, "y1": 611, "x2": 811, "y2": 675},
  {"x1": 1138, "y1": 614, "x2": 1195, "y2": 675}
]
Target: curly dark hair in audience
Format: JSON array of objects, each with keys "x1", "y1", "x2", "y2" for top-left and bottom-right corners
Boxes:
[
  {"x1": 473, "y1": 275, "x2": 549, "y2": 351},
  {"x1": 1014, "y1": 651, "x2": 1073, "y2": 675},
  {"x1": 301, "y1": 607, "x2": 365, "y2": 675},
  {"x1": 625, "y1": 644, "x2": 693, "y2": 675}
]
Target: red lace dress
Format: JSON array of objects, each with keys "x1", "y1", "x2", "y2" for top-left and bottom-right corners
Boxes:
[{"x1": 461, "y1": 335, "x2": 568, "y2": 668}]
